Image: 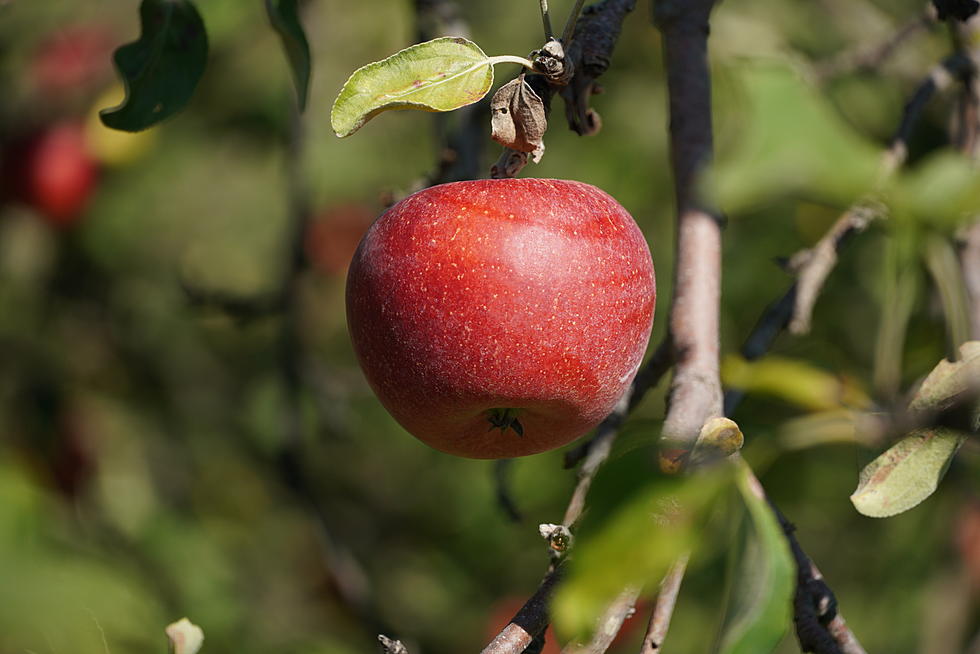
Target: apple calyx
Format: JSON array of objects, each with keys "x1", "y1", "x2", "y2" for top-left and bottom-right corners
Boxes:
[{"x1": 487, "y1": 408, "x2": 524, "y2": 437}]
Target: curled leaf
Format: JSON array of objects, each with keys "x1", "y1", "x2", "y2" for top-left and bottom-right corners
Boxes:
[
  {"x1": 850, "y1": 428, "x2": 966, "y2": 518},
  {"x1": 331, "y1": 37, "x2": 494, "y2": 138},
  {"x1": 910, "y1": 341, "x2": 980, "y2": 414},
  {"x1": 490, "y1": 77, "x2": 547, "y2": 162},
  {"x1": 100, "y1": 0, "x2": 208, "y2": 132},
  {"x1": 166, "y1": 618, "x2": 204, "y2": 654}
]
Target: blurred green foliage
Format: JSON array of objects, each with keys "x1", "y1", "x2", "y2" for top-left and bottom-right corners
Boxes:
[{"x1": 0, "y1": 0, "x2": 978, "y2": 653}]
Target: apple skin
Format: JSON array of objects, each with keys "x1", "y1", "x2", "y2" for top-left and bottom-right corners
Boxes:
[
  {"x1": 8, "y1": 123, "x2": 99, "y2": 227},
  {"x1": 346, "y1": 179, "x2": 655, "y2": 459}
]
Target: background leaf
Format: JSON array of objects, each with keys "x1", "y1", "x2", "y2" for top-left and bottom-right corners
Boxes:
[
  {"x1": 716, "y1": 462, "x2": 794, "y2": 654},
  {"x1": 711, "y1": 62, "x2": 880, "y2": 212},
  {"x1": 265, "y1": 0, "x2": 311, "y2": 111},
  {"x1": 100, "y1": 0, "x2": 208, "y2": 132},
  {"x1": 331, "y1": 37, "x2": 494, "y2": 138},
  {"x1": 722, "y1": 354, "x2": 871, "y2": 411},
  {"x1": 851, "y1": 428, "x2": 966, "y2": 518}
]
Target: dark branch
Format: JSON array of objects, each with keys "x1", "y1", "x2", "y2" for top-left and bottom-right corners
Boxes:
[
  {"x1": 480, "y1": 568, "x2": 564, "y2": 654},
  {"x1": 654, "y1": 0, "x2": 724, "y2": 464},
  {"x1": 492, "y1": 0, "x2": 637, "y2": 178}
]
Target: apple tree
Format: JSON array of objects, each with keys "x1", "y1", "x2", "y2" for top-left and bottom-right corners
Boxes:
[{"x1": 1, "y1": 1, "x2": 979, "y2": 653}]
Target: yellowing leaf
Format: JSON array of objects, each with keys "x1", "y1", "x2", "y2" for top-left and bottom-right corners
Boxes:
[
  {"x1": 331, "y1": 37, "x2": 494, "y2": 138},
  {"x1": 850, "y1": 428, "x2": 966, "y2": 518},
  {"x1": 722, "y1": 354, "x2": 871, "y2": 411}
]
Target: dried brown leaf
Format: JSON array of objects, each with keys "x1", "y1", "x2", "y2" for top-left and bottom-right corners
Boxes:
[{"x1": 490, "y1": 77, "x2": 547, "y2": 163}]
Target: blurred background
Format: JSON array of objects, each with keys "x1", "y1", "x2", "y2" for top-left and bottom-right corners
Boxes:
[{"x1": 0, "y1": 0, "x2": 977, "y2": 652}]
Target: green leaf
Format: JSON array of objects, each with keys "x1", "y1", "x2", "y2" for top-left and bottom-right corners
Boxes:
[
  {"x1": 850, "y1": 428, "x2": 966, "y2": 518},
  {"x1": 889, "y1": 154, "x2": 980, "y2": 231},
  {"x1": 711, "y1": 62, "x2": 880, "y2": 212},
  {"x1": 552, "y1": 461, "x2": 730, "y2": 641},
  {"x1": 716, "y1": 461, "x2": 794, "y2": 654},
  {"x1": 100, "y1": 0, "x2": 208, "y2": 132},
  {"x1": 266, "y1": 0, "x2": 311, "y2": 111},
  {"x1": 331, "y1": 37, "x2": 495, "y2": 138}
]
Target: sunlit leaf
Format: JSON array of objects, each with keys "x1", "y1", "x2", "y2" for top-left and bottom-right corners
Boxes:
[
  {"x1": 266, "y1": 0, "x2": 311, "y2": 111},
  {"x1": 100, "y1": 0, "x2": 208, "y2": 132},
  {"x1": 716, "y1": 461, "x2": 794, "y2": 654},
  {"x1": 552, "y1": 461, "x2": 731, "y2": 641},
  {"x1": 712, "y1": 62, "x2": 880, "y2": 212},
  {"x1": 850, "y1": 428, "x2": 966, "y2": 518},
  {"x1": 722, "y1": 354, "x2": 871, "y2": 411},
  {"x1": 331, "y1": 37, "x2": 494, "y2": 138}
]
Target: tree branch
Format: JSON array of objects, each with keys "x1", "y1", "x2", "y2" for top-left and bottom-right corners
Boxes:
[
  {"x1": 491, "y1": 0, "x2": 637, "y2": 178},
  {"x1": 638, "y1": 553, "x2": 689, "y2": 654},
  {"x1": 561, "y1": 586, "x2": 641, "y2": 654},
  {"x1": 814, "y1": 3, "x2": 938, "y2": 80},
  {"x1": 480, "y1": 568, "x2": 565, "y2": 654},
  {"x1": 653, "y1": 0, "x2": 723, "y2": 468}
]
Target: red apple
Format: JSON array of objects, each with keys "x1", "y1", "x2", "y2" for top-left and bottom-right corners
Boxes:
[
  {"x1": 6, "y1": 123, "x2": 99, "y2": 227},
  {"x1": 346, "y1": 179, "x2": 655, "y2": 459}
]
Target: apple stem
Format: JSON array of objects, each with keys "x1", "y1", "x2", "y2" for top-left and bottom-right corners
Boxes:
[
  {"x1": 487, "y1": 408, "x2": 525, "y2": 437},
  {"x1": 486, "y1": 55, "x2": 537, "y2": 71}
]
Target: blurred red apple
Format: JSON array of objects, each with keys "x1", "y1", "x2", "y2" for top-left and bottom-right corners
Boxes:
[
  {"x1": 346, "y1": 179, "x2": 655, "y2": 459},
  {"x1": 31, "y1": 25, "x2": 113, "y2": 97},
  {"x1": 305, "y1": 203, "x2": 376, "y2": 275},
  {"x1": 6, "y1": 122, "x2": 99, "y2": 227}
]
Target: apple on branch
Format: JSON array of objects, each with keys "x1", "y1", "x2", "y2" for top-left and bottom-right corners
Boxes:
[{"x1": 346, "y1": 178, "x2": 655, "y2": 459}]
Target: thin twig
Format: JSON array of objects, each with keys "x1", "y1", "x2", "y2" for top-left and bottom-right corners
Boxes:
[
  {"x1": 562, "y1": 586, "x2": 642, "y2": 654},
  {"x1": 493, "y1": 459, "x2": 524, "y2": 523},
  {"x1": 960, "y1": 222, "x2": 980, "y2": 339},
  {"x1": 769, "y1": 501, "x2": 866, "y2": 654},
  {"x1": 638, "y1": 553, "x2": 689, "y2": 654},
  {"x1": 540, "y1": 0, "x2": 554, "y2": 39},
  {"x1": 786, "y1": 201, "x2": 886, "y2": 335},
  {"x1": 814, "y1": 3, "x2": 938, "y2": 80},
  {"x1": 782, "y1": 54, "x2": 970, "y2": 337}
]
